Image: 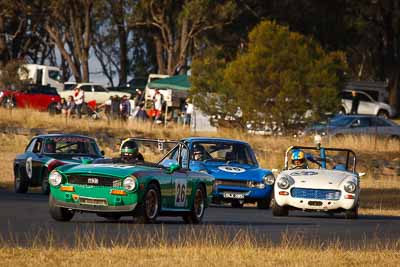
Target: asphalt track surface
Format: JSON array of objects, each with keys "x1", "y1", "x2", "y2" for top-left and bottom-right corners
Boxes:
[{"x1": 1, "y1": 189, "x2": 400, "y2": 247}]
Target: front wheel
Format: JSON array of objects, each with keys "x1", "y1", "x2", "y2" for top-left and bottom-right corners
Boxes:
[
  {"x1": 41, "y1": 169, "x2": 50, "y2": 195},
  {"x1": 231, "y1": 199, "x2": 244, "y2": 208},
  {"x1": 136, "y1": 183, "x2": 160, "y2": 223},
  {"x1": 14, "y1": 166, "x2": 29, "y2": 194},
  {"x1": 49, "y1": 195, "x2": 75, "y2": 221},
  {"x1": 271, "y1": 198, "x2": 289, "y2": 216},
  {"x1": 257, "y1": 195, "x2": 272, "y2": 209},
  {"x1": 183, "y1": 186, "x2": 206, "y2": 224},
  {"x1": 344, "y1": 205, "x2": 358, "y2": 219}
]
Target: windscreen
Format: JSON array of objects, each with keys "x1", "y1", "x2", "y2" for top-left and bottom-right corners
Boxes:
[
  {"x1": 129, "y1": 139, "x2": 178, "y2": 163},
  {"x1": 43, "y1": 137, "x2": 101, "y2": 156},
  {"x1": 286, "y1": 147, "x2": 356, "y2": 172},
  {"x1": 191, "y1": 141, "x2": 258, "y2": 166}
]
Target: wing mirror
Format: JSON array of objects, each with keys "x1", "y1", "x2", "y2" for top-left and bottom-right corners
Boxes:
[
  {"x1": 359, "y1": 172, "x2": 366, "y2": 177},
  {"x1": 167, "y1": 163, "x2": 181, "y2": 174},
  {"x1": 101, "y1": 150, "x2": 105, "y2": 156}
]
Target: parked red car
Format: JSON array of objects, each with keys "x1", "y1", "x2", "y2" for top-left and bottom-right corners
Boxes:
[{"x1": 0, "y1": 85, "x2": 61, "y2": 112}]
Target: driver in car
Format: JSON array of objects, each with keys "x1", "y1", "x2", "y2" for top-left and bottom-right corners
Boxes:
[
  {"x1": 290, "y1": 149, "x2": 308, "y2": 169},
  {"x1": 192, "y1": 144, "x2": 206, "y2": 161},
  {"x1": 94, "y1": 139, "x2": 144, "y2": 164},
  {"x1": 45, "y1": 139, "x2": 56, "y2": 153}
]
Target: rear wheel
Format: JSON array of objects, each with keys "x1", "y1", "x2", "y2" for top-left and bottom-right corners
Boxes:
[
  {"x1": 14, "y1": 166, "x2": 29, "y2": 193},
  {"x1": 231, "y1": 199, "x2": 244, "y2": 208},
  {"x1": 271, "y1": 198, "x2": 289, "y2": 216},
  {"x1": 49, "y1": 195, "x2": 75, "y2": 221},
  {"x1": 41, "y1": 169, "x2": 50, "y2": 195},
  {"x1": 377, "y1": 110, "x2": 389, "y2": 119},
  {"x1": 136, "y1": 183, "x2": 160, "y2": 223},
  {"x1": 183, "y1": 186, "x2": 206, "y2": 224}
]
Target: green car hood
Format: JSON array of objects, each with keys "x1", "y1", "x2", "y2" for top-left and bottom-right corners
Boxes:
[{"x1": 57, "y1": 163, "x2": 160, "y2": 178}]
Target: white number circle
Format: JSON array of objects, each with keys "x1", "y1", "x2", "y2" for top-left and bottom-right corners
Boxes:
[{"x1": 26, "y1": 157, "x2": 33, "y2": 179}]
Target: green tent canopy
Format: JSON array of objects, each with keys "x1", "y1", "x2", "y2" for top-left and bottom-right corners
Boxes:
[{"x1": 148, "y1": 75, "x2": 191, "y2": 91}]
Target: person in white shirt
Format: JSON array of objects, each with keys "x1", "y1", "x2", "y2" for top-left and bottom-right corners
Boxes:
[
  {"x1": 73, "y1": 87, "x2": 85, "y2": 118},
  {"x1": 184, "y1": 97, "x2": 193, "y2": 126},
  {"x1": 152, "y1": 89, "x2": 163, "y2": 121}
]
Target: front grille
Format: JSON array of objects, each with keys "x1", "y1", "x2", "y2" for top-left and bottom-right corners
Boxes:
[
  {"x1": 67, "y1": 175, "x2": 122, "y2": 187},
  {"x1": 291, "y1": 188, "x2": 341, "y2": 200},
  {"x1": 215, "y1": 179, "x2": 249, "y2": 188}
]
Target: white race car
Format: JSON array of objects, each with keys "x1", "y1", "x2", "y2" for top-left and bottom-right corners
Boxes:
[{"x1": 272, "y1": 145, "x2": 361, "y2": 219}]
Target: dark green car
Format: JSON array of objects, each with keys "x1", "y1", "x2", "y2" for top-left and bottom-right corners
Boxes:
[
  {"x1": 14, "y1": 134, "x2": 104, "y2": 194},
  {"x1": 49, "y1": 140, "x2": 214, "y2": 223}
]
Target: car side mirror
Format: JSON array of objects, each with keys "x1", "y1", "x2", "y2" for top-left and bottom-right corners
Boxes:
[
  {"x1": 359, "y1": 172, "x2": 366, "y2": 177},
  {"x1": 351, "y1": 121, "x2": 359, "y2": 128},
  {"x1": 101, "y1": 150, "x2": 105, "y2": 156},
  {"x1": 167, "y1": 163, "x2": 180, "y2": 174}
]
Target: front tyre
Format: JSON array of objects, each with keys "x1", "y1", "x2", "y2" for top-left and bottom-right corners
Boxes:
[
  {"x1": 257, "y1": 195, "x2": 272, "y2": 209},
  {"x1": 41, "y1": 169, "x2": 50, "y2": 195},
  {"x1": 183, "y1": 186, "x2": 206, "y2": 224},
  {"x1": 137, "y1": 183, "x2": 160, "y2": 223},
  {"x1": 231, "y1": 199, "x2": 244, "y2": 208},
  {"x1": 271, "y1": 198, "x2": 289, "y2": 216},
  {"x1": 14, "y1": 166, "x2": 29, "y2": 194},
  {"x1": 344, "y1": 205, "x2": 358, "y2": 219},
  {"x1": 49, "y1": 195, "x2": 75, "y2": 221}
]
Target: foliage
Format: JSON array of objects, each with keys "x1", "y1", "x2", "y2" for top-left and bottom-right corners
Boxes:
[
  {"x1": 0, "y1": 60, "x2": 28, "y2": 90},
  {"x1": 192, "y1": 20, "x2": 347, "y2": 129}
]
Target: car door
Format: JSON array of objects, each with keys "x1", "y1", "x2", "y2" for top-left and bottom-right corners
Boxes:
[
  {"x1": 93, "y1": 85, "x2": 109, "y2": 104},
  {"x1": 20, "y1": 138, "x2": 43, "y2": 186},
  {"x1": 357, "y1": 92, "x2": 378, "y2": 115},
  {"x1": 346, "y1": 117, "x2": 373, "y2": 135},
  {"x1": 80, "y1": 85, "x2": 93, "y2": 102},
  {"x1": 172, "y1": 143, "x2": 192, "y2": 210}
]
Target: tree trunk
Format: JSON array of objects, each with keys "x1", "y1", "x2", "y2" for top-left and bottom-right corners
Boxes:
[
  {"x1": 0, "y1": 16, "x2": 9, "y2": 66},
  {"x1": 154, "y1": 36, "x2": 166, "y2": 74}
]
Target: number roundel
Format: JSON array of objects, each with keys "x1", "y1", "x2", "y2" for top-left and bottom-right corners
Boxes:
[{"x1": 26, "y1": 157, "x2": 33, "y2": 179}]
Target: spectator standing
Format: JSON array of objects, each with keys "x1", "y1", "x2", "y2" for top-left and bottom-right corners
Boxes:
[
  {"x1": 135, "y1": 103, "x2": 149, "y2": 121},
  {"x1": 99, "y1": 96, "x2": 112, "y2": 121},
  {"x1": 111, "y1": 95, "x2": 121, "y2": 120},
  {"x1": 73, "y1": 87, "x2": 84, "y2": 118},
  {"x1": 153, "y1": 89, "x2": 163, "y2": 122},
  {"x1": 184, "y1": 97, "x2": 193, "y2": 126},
  {"x1": 350, "y1": 90, "x2": 359, "y2": 115},
  {"x1": 120, "y1": 95, "x2": 131, "y2": 121}
]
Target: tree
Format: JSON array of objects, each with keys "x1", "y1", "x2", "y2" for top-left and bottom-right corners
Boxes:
[
  {"x1": 130, "y1": 0, "x2": 236, "y2": 75},
  {"x1": 44, "y1": 0, "x2": 93, "y2": 82},
  {"x1": 192, "y1": 20, "x2": 347, "y2": 129}
]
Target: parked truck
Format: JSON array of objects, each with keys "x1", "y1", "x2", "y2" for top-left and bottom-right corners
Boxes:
[{"x1": 18, "y1": 64, "x2": 64, "y2": 91}]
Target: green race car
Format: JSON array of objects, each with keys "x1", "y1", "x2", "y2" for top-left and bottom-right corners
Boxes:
[{"x1": 49, "y1": 139, "x2": 214, "y2": 223}]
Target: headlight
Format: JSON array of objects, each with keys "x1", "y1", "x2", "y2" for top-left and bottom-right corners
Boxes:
[
  {"x1": 0, "y1": 91, "x2": 3, "y2": 98},
  {"x1": 49, "y1": 170, "x2": 62, "y2": 186},
  {"x1": 344, "y1": 181, "x2": 357, "y2": 193},
  {"x1": 263, "y1": 174, "x2": 275, "y2": 185},
  {"x1": 123, "y1": 176, "x2": 136, "y2": 191},
  {"x1": 277, "y1": 176, "x2": 292, "y2": 189}
]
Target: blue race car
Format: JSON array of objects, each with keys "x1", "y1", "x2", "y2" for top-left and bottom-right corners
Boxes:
[{"x1": 159, "y1": 137, "x2": 275, "y2": 209}]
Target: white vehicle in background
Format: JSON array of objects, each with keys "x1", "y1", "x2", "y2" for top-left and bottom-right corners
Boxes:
[
  {"x1": 19, "y1": 64, "x2": 64, "y2": 91},
  {"x1": 144, "y1": 74, "x2": 170, "y2": 108},
  {"x1": 59, "y1": 83, "x2": 131, "y2": 104},
  {"x1": 340, "y1": 90, "x2": 395, "y2": 118},
  {"x1": 272, "y1": 140, "x2": 361, "y2": 219}
]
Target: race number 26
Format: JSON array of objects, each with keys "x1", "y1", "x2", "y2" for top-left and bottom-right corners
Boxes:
[{"x1": 175, "y1": 179, "x2": 187, "y2": 207}]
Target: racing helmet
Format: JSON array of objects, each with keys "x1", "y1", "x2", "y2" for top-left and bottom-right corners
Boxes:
[
  {"x1": 192, "y1": 144, "x2": 205, "y2": 160},
  {"x1": 120, "y1": 139, "x2": 139, "y2": 159},
  {"x1": 291, "y1": 149, "x2": 307, "y2": 168},
  {"x1": 44, "y1": 139, "x2": 56, "y2": 153}
]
